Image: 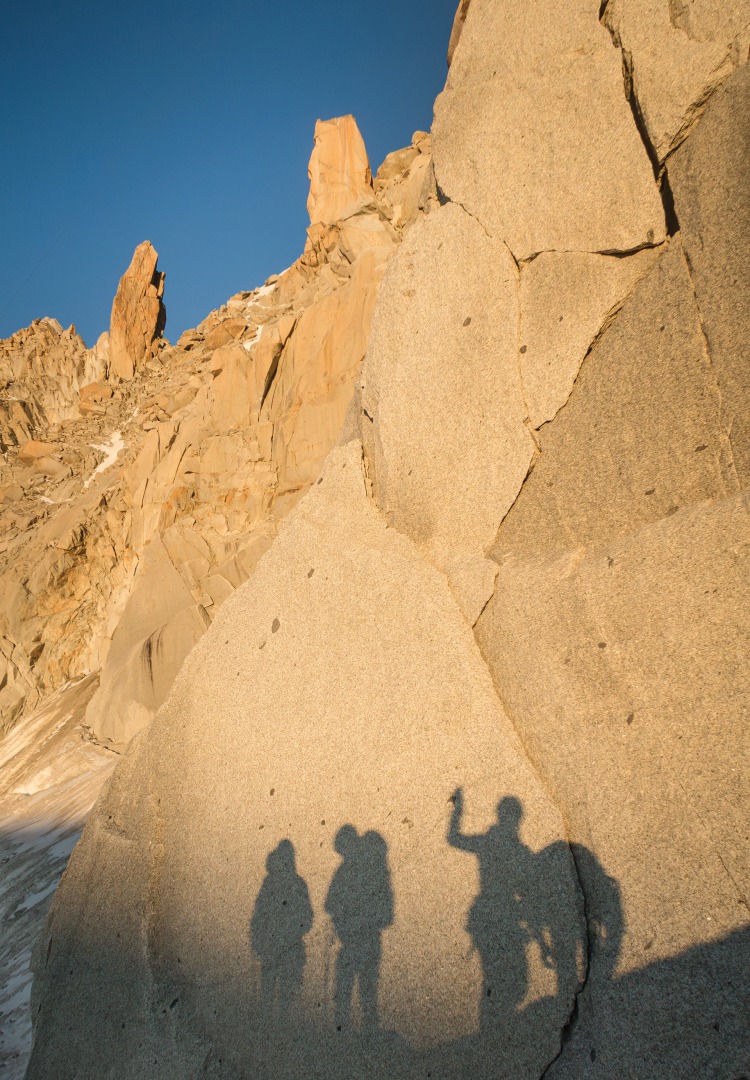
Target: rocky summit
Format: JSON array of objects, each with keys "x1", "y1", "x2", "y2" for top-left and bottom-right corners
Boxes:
[{"x1": 1, "y1": 1, "x2": 749, "y2": 1078}]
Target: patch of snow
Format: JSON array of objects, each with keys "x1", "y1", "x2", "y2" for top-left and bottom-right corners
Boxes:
[
  {"x1": 48, "y1": 833, "x2": 80, "y2": 860},
  {"x1": 242, "y1": 326, "x2": 263, "y2": 351},
  {"x1": 39, "y1": 496, "x2": 54, "y2": 505},
  {"x1": 14, "y1": 878, "x2": 57, "y2": 914},
  {"x1": 10, "y1": 826, "x2": 68, "y2": 855},
  {"x1": 83, "y1": 430, "x2": 125, "y2": 490},
  {"x1": 0, "y1": 970, "x2": 31, "y2": 1015}
]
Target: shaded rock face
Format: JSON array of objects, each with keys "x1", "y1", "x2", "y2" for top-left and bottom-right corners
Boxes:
[
  {"x1": 108, "y1": 240, "x2": 166, "y2": 381},
  {"x1": 23, "y1": 6, "x2": 750, "y2": 1080},
  {"x1": 0, "y1": 677, "x2": 115, "y2": 1079}
]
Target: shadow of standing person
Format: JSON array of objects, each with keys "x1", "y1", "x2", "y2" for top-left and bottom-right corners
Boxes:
[
  {"x1": 531, "y1": 839, "x2": 623, "y2": 1000},
  {"x1": 325, "y1": 825, "x2": 394, "y2": 1034},
  {"x1": 250, "y1": 839, "x2": 313, "y2": 1026},
  {"x1": 448, "y1": 789, "x2": 537, "y2": 1033}
]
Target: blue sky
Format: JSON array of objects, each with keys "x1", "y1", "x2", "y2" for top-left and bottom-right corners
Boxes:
[{"x1": 0, "y1": 0, "x2": 458, "y2": 346}]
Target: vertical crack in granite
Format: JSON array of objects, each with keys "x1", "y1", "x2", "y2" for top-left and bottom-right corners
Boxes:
[
  {"x1": 600, "y1": 10, "x2": 680, "y2": 235},
  {"x1": 470, "y1": 618, "x2": 590, "y2": 1076},
  {"x1": 538, "y1": 843, "x2": 594, "y2": 1078},
  {"x1": 677, "y1": 240, "x2": 741, "y2": 486}
]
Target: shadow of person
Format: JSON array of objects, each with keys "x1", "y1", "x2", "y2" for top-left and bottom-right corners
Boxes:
[
  {"x1": 569, "y1": 841, "x2": 623, "y2": 980},
  {"x1": 448, "y1": 790, "x2": 538, "y2": 1033},
  {"x1": 325, "y1": 825, "x2": 394, "y2": 1034},
  {"x1": 250, "y1": 839, "x2": 313, "y2": 1026},
  {"x1": 532, "y1": 839, "x2": 624, "y2": 994}
]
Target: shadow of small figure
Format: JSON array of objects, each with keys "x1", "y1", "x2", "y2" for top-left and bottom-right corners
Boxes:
[
  {"x1": 325, "y1": 826, "x2": 394, "y2": 1033},
  {"x1": 448, "y1": 790, "x2": 539, "y2": 1032},
  {"x1": 250, "y1": 839, "x2": 313, "y2": 1026}
]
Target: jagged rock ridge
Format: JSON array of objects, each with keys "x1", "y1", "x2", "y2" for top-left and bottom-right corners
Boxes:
[{"x1": 0, "y1": 121, "x2": 431, "y2": 750}]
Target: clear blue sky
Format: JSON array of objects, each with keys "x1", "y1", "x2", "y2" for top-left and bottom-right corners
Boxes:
[{"x1": 0, "y1": 0, "x2": 458, "y2": 346}]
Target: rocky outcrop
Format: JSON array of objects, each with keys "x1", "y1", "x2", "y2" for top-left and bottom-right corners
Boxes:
[
  {"x1": 22, "y1": 4, "x2": 750, "y2": 1078},
  {"x1": 306, "y1": 115, "x2": 374, "y2": 225},
  {"x1": 0, "y1": 319, "x2": 105, "y2": 452},
  {"x1": 0, "y1": 117, "x2": 424, "y2": 752},
  {"x1": 108, "y1": 241, "x2": 166, "y2": 381}
]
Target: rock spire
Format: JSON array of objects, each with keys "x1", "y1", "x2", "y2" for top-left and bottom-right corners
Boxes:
[
  {"x1": 306, "y1": 115, "x2": 374, "y2": 225},
  {"x1": 108, "y1": 240, "x2": 166, "y2": 381}
]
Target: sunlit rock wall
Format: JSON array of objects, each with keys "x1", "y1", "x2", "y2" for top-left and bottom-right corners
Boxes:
[{"x1": 26, "y1": 2, "x2": 750, "y2": 1078}]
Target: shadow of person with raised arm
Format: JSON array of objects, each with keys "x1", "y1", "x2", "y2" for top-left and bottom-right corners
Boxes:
[
  {"x1": 250, "y1": 839, "x2": 313, "y2": 1026},
  {"x1": 448, "y1": 789, "x2": 538, "y2": 1032},
  {"x1": 325, "y1": 825, "x2": 394, "y2": 1034}
]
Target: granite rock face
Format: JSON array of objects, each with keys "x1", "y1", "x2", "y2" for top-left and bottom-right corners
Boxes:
[
  {"x1": 0, "y1": 116, "x2": 422, "y2": 749},
  {"x1": 108, "y1": 240, "x2": 166, "y2": 381},
  {"x1": 446, "y1": 0, "x2": 471, "y2": 66},
  {"x1": 603, "y1": 0, "x2": 750, "y2": 161},
  {"x1": 23, "y1": 2, "x2": 750, "y2": 1079},
  {"x1": 306, "y1": 115, "x2": 374, "y2": 226},
  {"x1": 0, "y1": 318, "x2": 105, "y2": 452},
  {"x1": 362, "y1": 201, "x2": 534, "y2": 569},
  {"x1": 27, "y1": 445, "x2": 586, "y2": 1080},
  {"x1": 668, "y1": 62, "x2": 750, "y2": 484},
  {"x1": 432, "y1": 0, "x2": 666, "y2": 258}
]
